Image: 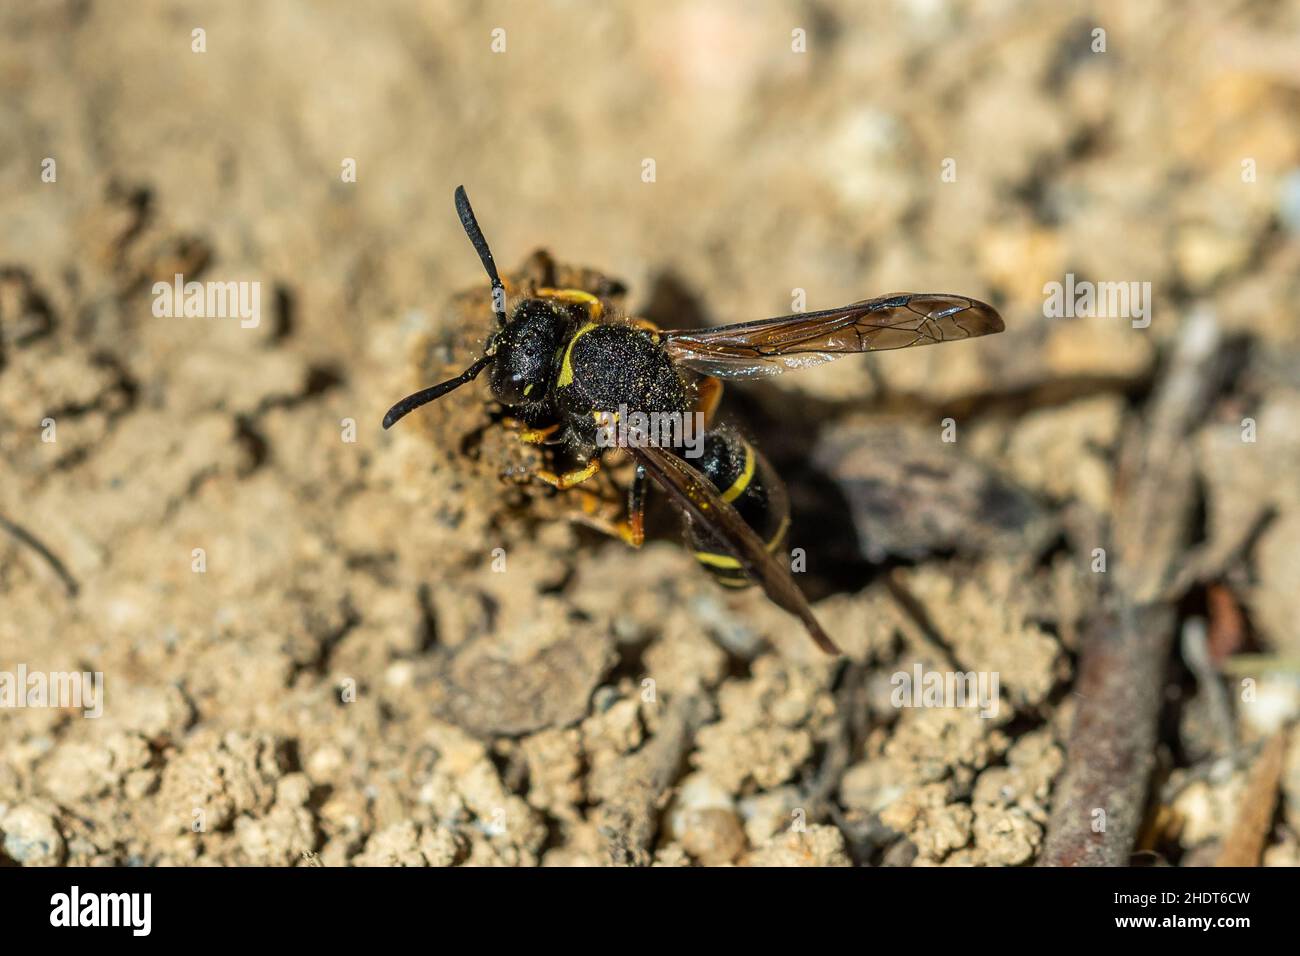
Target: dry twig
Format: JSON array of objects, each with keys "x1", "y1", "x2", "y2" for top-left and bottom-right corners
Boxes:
[{"x1": 1040, "y1": 311, "x2": 1234, "y2": 866}]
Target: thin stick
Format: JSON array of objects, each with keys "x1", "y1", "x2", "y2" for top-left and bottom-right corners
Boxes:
[
  {"x1": 1039, "y1": 310, "x2": 1232, "y2": 866},
  {"x1": 0, "y1": 512, "x2": 79, "y2": 597}
]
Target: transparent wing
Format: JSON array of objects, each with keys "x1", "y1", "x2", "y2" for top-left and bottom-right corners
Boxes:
[{"x1": 662, "y1": 293, "x2": 1003, "y2": 379}]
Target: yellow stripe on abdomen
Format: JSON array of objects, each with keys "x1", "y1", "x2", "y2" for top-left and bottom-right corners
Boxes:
[
  {"x1": 693, "y1": 514, "x2": 791, "y2": 583},
  {"x1": 694, "y1": 550, "x2": 742, "y2": 570},
  {"x1": 720, "y1": 441, "x2": 755, "y2": 503}
]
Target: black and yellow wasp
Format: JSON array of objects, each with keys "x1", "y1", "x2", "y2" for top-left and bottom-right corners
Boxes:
[{"x1": 383, "y1": 187, "x2": 1005, "y2": 655}]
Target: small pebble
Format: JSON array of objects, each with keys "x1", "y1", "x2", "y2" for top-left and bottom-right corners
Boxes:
[
  {"x1": 678, "y1": 808, "x2": 747, "y2": 865},
  {"x1": 2, "y1": 805, "x2": 65, "y2": 866}
]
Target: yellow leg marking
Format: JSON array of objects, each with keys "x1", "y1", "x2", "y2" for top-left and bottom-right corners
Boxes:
[
  {"x1": 502, "y1": 418, "x2": 561, "y2": 444},
  {"x1": 625, "y1": 508, "x2": 645, "y2": 548},
  {"x1": 535, "y1": 458, "x2": 601, "y2": 490},
  {"x1": 569, "y1": 484, "x2": 646, "y2": 548},
  {"x1": 519, "y1": 423, "x2": 560, "y2": 444},
  {"x1": 536, "y1": 288, "x2": 604, "y2": 321},
  {"x1": 571, "y1": 512, "x2": 645, "y2": 548}
]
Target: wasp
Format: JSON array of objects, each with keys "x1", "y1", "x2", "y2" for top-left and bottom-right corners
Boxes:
[{"x1": 383, "y1": 187, "x2": 1005, "y2": 655}]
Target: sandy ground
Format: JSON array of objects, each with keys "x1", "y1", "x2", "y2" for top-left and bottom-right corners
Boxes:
[{"x1": 2, "y1": 1, "x2": 1299, "y2": 866}]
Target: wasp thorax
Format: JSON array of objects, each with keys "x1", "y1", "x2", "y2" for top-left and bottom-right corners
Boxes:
[{"x1": 488, "y1": 299, "x2": 568, "y2": 405}]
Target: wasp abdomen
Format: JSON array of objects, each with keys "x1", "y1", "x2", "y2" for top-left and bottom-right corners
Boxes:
[{"x1": 688, "y1": 428, "x2": 789, "y2": 589}]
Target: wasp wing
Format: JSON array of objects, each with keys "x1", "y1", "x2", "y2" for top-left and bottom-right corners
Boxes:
[
  {"x1": 661, "y1": 293, "x2": 1003, "y2": 379},
  {"x1": 630, "y1": 444, "x2": 840, "y2": 655}
]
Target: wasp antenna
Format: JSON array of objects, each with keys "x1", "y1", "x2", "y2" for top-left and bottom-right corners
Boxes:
[
  {"x1": 454, "y1": 185, "x2": 507, "y2": 327},
  {"x1": 381, "y1": 354, "x2": 493, "y2": 430}
]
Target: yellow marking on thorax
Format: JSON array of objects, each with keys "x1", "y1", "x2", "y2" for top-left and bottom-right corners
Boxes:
[
  {"x1": 556, "y1": 321, "x2": 599, "y2": 389},
  {"x1": 720, "y1": 442, "x2": 755, "y2": 503},
  {"x1": 537, "y1": 288, "x2": 604, "y2": 321}
]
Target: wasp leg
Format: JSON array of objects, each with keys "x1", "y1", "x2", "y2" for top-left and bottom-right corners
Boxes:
[
  {"x1": 625, "y1": 462, "x2": 647, "y2": 546},
  {"x1": 695, "y1": 375, "x2": 724, "y2": 427},
  {"x1": 535, "y1": 457, "x2": 602, "y2": 490},
  {"x1": 535, "y1": 288, "x2": 604, "y2": 321},
  {"x1": 501, "y1": 417, "x2": 563, "y2": 445},
  {"x1": 520, "y1": 423, "x2": 561, "y2": 444},
  {"x1": 567, "y1": 464, "x2": 647, "y2": 547}
]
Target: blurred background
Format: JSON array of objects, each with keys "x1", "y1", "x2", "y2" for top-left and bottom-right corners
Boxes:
[{"x1": 1, "y1": 0, "x2": 1298, "y2": 867}]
